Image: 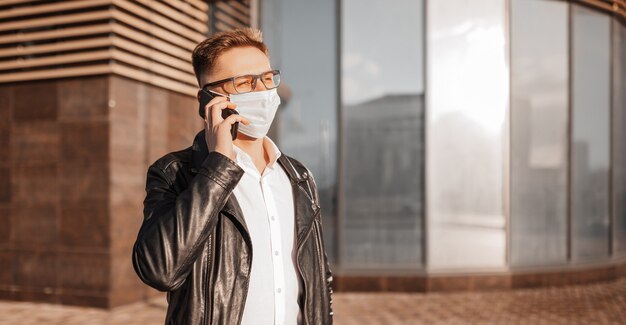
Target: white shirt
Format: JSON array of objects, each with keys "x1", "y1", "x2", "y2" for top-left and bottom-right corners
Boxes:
[{"x1": 232, "y1": 136, "x2": 302, "y2": 325}]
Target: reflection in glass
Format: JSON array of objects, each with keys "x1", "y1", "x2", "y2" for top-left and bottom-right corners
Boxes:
[
  {"x1": 613, "y1": 19, "x2": 626, "y2": 256},
  {"x1": 340, "y1": 0, "x2": 424, "y2": 269},
  {"x1": 261, "y1": 0, "x2": 339, "y2": 261},
  {"x1": 571, "y1": 5, "x2": 611, "y2": 261},
  {"x1": 426, "y1": 0, "x2": 507, "y2": 269},
  {"x1": 510, "y1": 0, "x2": 568, "y2": 266}
]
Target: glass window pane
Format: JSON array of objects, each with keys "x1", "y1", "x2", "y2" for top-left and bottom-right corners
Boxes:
[
  {"x1": 510, "y1": 0, "x2": 569, "y2": 267},
  {"x1": 340, "y1": 0, "x2": 424, "y2": 269},
  {"x1": 426, "y1": 0, "x2": 508, "y2": 269},
  {"x1": 612, "y1": 19, "x2": 626, "y2": 256},
  {"x1": 261, "y1": 0, "x2": 339, "y2": 262},
  {"x1": 570, "y1": 4, "x2": 611, "y2": 262}
]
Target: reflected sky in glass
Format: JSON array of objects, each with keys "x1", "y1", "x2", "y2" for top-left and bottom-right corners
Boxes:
[{"x1": 342, "y1": 0, "x2": 424, "y2": 105}]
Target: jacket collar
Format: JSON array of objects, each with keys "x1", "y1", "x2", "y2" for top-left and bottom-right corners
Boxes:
[
  {"x1": 190, "y1": 129, "x2": 308, "y2": 184},
  {"x1": 188, "y1": 129, "x2": 317, "y2": 242}
]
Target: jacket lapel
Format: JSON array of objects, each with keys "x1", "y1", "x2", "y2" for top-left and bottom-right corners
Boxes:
[{"x1": 277, "y1": 154, "x2": 319, "y2": 243}]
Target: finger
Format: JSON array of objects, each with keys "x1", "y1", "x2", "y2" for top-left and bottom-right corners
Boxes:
[
  {"x1": 207, "y1": 95, "x2": 228, "y2": 107},
  {"x1": 223, "y1": 114, "x2": 250, "y2": 126},
  {"x1": 204, "y1": 105, "x2": 211, "y2": 128},
  {"x1": 204, "y1": 96, "x2": 228, "y2": 124},
  {"x1": 210, "y1": 101, "x2": 238, "y2": 125}
]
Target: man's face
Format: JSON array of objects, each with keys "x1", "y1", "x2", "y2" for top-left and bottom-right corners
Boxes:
[{"x1": 201, "y1": 46, "x2": 272, "y2": 95}]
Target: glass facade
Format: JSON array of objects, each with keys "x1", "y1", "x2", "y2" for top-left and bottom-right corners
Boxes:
[
  {"x1": 339, "y1": 0, "x2": 425, "y2": 269},
  {"x1": 510, "y1": 0, "x2": 569, "y2": 267},
  {"x1": 262, "y1": 0, "x2": 626, "y2": 272},
  {"x1": 261, "y1": 0, "x2": 339, "y2": 261},
  {"x1": 426, "y1": 0, "x2": 508, "y2": 269},
  {"x1": 570, "y1": 4, "x2": 611, "y2": 262},
  {"x1": 614, "y1": 18, "x2": 626, "y2": 256}
]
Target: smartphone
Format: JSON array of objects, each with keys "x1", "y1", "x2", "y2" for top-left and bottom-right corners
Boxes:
[{"x1": 199, "y1": 89, "x2": 239, "y2": 141}]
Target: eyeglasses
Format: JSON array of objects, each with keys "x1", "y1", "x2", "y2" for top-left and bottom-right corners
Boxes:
[{"x1": 201, "y1": 69, "x2": 281, "y2": 94}]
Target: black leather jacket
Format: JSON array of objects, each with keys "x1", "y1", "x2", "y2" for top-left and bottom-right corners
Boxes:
[{"x1": 132, "y1": 129, "x2": 333, "y2": 325}]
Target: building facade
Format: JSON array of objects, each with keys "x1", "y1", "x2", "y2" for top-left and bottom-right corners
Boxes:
[
  {"x1": 261, "y1": 0, "x2": 626, "y2": 291},
  {"x1": 0, "y1": 0, "x2": 624, "y2": 308}
]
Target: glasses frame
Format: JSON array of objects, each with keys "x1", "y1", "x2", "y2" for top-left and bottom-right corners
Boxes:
[{"x1": 201, "y1": 69, "x2": 281, "y2": 94}]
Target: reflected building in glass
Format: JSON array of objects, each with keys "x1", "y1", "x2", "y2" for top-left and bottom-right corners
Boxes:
[{"x1": 261, "y1": 0, "x2": 626, "y2": 291}]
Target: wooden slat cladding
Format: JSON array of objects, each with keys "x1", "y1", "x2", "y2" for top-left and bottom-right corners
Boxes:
[
  {"x1": 162, "y1": 0, "x2": 208, "y2": 23},
  {"x1": 573, "y1": 0, "x2": 626, "y2": 20},
  {"x1": 0, "y1": 0, "x2": 111, "y2": 19},
  {"x1": 0, "y1": 0, "x2": 211, "y2": 96},
  {"x1": 112, "y1": 0, "x2": 205, "y2": 44},
  {"x1": 209, "y1": 0, "x2": 252, "y2": 33},
  {"x1": 135, "y1": 0, "x2": 207, "y2": 34}
]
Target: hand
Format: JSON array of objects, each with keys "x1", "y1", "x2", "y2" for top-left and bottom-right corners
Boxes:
[{"x1": 203, "y1": 95, "x2": 250, "y2": 160}]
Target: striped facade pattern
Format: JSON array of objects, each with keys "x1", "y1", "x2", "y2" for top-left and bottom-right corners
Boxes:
[
  {"x1": 0, "y1": 0, "x2": 253, "y2": 97},
  {"x1": 208, "y1": 0, "x2": 252, "y2": 34},
  {"x1": 0, "y1": 0, "x2": 208, "y2": 95}
]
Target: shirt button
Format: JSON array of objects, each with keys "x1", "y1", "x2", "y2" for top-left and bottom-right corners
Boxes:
[
  {"x1": 277, "y1": 288, "x2": 282, "y2": 293},
  {"x1": 271, "y1": 215, "x2": 276, "y2": 221},
  {"x1": 274, "y1": 250, "x2": 279, "y2": 256}
]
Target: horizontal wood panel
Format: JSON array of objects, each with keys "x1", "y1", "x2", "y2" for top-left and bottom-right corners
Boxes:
[
  {"x1": 0, "y1": 24, "x2": 112, "y2": 45},
  {"x1": 163, "y1": 0, "x2": 208, "y2": 22},
  {"x1": 111, "y1": 9, "x2": 198, "y2": 51},
  {"x1": 0, "y1": 0, "x2": 111, "y2": 19},
  {"x1": 110, "y1": 49, "x2": 196, "y2": 85},
  {"x1": 111, "y1": 62, "x2": 197, "y2": 96},
  {"x1": 111, "y1": 23, "x2": 193, "y2": 62},
  {"x1": 0, "y1": 34, "x2": 192, "y2": 74},
  {"x1": 111, "y1": 37, "x2": 194, "y2": 74},
  {"x1": 186, "y1": 0, "x2": 209, "y2": 13},
  {"x1": 0, "y1": 0, "x2": 40, "y2": 8},
  {"x1": 0, "y1": 64, "x2": 112, "y2": 83},
  {"x1": 214, "y1": 10, "x2": 248, "y2": 29},
  {"x1": 0, "y1": 61, "x2": 197, "y2": 96},
  {"x1": 0, "y1": 49, "x2": 111, "y2": 70},
  {"x1": 0, "y1": 0, "x2": 211, "y2": 95},
  {"x1": 210, "y1": 0, "x2": 251, "y2": 33},
  {"x1": 0, "y1": 36, "x2": 112, "y2": 57},
  {"x1": 136, "y1": 0, "x2": 208, "y2": 34},
  {"x1": 0, "y1": 49, "x2": 195, "y2": 85},
  {"x1": 112, "y1": 0, "x2": 205, "y2": 44},
  {"x1": 0, "y1": 10, "x2": 112, "y2": 32},
  {"x1": 215, "y1": 1, "x2": 250, "y2": 25}
]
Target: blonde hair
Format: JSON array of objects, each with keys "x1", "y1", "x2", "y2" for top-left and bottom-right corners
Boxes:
[{"x1": 191, "y1": 28, "x2": 270, "y2": 87}]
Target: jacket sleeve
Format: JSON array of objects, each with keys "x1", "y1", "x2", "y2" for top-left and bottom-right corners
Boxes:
[
  {"x1": 132, "y1": 151, "x2": 244, "y2": 291},
  {"x1": 307, "y1": 169, "x2": 334, "y2": 319}
]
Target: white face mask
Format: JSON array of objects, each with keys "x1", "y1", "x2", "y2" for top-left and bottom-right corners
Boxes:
[{"x1": 229, "y1": 88, "x2": 281, "y2": 138}]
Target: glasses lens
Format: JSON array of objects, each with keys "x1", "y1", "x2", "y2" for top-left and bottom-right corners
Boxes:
[
  {"x1": 234, "y1": 75, "x2": 254, "y2": 93},
  {"x1": 260, "y1": 70, "x2": 280, "y2": 89}
]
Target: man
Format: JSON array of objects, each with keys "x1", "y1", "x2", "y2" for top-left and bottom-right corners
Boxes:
[{"x1": 132, "y1": 28, "x2": 333, "y2": 325}]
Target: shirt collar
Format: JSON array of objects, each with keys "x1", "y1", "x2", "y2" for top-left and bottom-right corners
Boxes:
[{"x1": 233, "y1": 136, "x2": 282, "y2": 171}]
